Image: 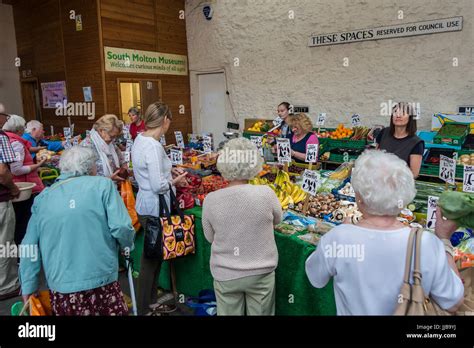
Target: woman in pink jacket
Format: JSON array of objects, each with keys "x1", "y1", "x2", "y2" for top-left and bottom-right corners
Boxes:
[{"x1": 3, "y1": 115, "x2": 45, "y2": 245}]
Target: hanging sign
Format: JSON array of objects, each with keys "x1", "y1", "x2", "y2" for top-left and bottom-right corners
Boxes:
[{"x1": 309, "y1": 17, "x2": 463, "y2": 47}]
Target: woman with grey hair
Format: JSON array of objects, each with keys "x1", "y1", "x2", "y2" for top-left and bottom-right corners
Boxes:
[
  {"x1": 305, "y1": 150, "x2": 464, "y2": 315},
  {"x1": 3, "y1": 115, "x2": 45, "y2": 245},
  {"x1": 20, "y1": 146, "x2": 135, "y2": 315},
  {"x1": 202, "y1": 137, "x2": 282, "y2": 315}
]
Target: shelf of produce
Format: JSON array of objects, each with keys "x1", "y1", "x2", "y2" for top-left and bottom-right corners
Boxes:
[{"x1": 326, "y1": 138, "x2": 367, "y2": 150}]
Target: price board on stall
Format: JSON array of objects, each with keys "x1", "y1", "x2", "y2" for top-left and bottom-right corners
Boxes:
[
  {"x1": 170, "y1": 149, "x2": 183, "y2": 165},
  {"x1": 302, "y1": 170, "x2": 321, "y2": 196},
  {"x1": 273, "y1": 116, "x2": 283, "y2": 127},
  {"x1": 439, "y1": 155, "x2": 456, "y2": 185},
  {"x1": 160, "y1": 135, "x2": 166, "y2": 146},
  {"x1": 426, "y1": 196, "x2": 439, "y2": 230},
  {"x1": 316, "y1": 113, "x2": 327, "y2": 126},
  {"x1": 277, "y1": 138, "x2": 291, "y2": 164},
  {"x1": 351, "y1": 114, "x2": 361, "y2": 127},
  {"x1": 305, "y1": 144, "x2": 319, "y2": 163},
  {"x1": 203, "y1": 135, "x2": 213, "y2": 154},
  {"x1": 63, "y1": 127, "x2": 72, "y2": 139},
  {"x1": 174, "y1": 131, "x2": 184, "y2": 149},
  {"x1": 463, "y1": 165, "x2": 474, "y2": 193},
  {"x1": 250, "y1": 136, "x2": 263, "y2": 156}
]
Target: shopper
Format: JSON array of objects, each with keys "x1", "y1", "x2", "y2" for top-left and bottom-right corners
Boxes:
[
  {"x1": 287, "y1": 113, "x2": 319, "y2": 163},
  {"x1": 128, "y1": 107, "x2": 146, "y2": 140},
  {"x1": 23, "y1": 120, "x2": 64, "y2": 159},
  {"x1": 0, "y1": 110, "x2": 21, "y2": 300},
  {"x1": 3, "y1": 115, "x2": 45, "y2": 245},
  {"x1": 376, "y1": 102, "x2": 424, "y2": 178},
  {"x1": 203, "y1": 137, "x2": 282, "y2": 315},
  {"x1": 19, "y1": 146, "x2": 135, "y2": 315},
  {"x1": 81, "y1": 114, "x2": 127, "y2": 182},
  {"x1": 132, "y1": 101, "x2": 188, "y2": 315},
  {"x1": 305, "y1": 150, "x2": 464, "y2": 315}
]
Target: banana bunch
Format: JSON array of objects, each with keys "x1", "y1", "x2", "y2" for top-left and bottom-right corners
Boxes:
[
  {"x1": 250, "y1": 171, "x2": 307, "y2": 210},
  {"x1": 329, "y1": 163, "x2": 353, "y2": 180}
]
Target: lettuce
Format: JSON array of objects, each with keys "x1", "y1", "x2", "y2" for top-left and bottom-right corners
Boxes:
[{"x1": 438, "y1": 191, "x2": 474, "y2": 228}]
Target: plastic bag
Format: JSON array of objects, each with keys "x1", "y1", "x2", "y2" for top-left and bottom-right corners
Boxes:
[
  {"x1": 30, "y1": 291, "x2": 52, "y2": 316},
  {"x1": 120, "y1": 180, "x2": 141, "y2": 232}
]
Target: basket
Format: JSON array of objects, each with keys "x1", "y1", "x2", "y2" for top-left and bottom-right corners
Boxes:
[
  {"x1": 329, "y1": 153, "x2": 359, "y2": 163},
  {"x1": 11, "y1": 182, "x2": 36, "y2": 202}
]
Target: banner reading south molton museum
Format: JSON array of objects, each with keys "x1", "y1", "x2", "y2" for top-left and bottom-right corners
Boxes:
[{"x1": 104, "y1": 46, "x2": 188, "y2": 76}]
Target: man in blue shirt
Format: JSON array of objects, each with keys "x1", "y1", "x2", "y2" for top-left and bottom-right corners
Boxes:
[{"x1": 22, "y1": 120, "x2": 64, "y2": 158}]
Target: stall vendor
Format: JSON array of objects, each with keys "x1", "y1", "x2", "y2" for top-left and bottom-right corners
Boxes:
[
  {"x1": 376, "y1": 102, "x2": 424, "y2": 178},
  {"x1": 288, "y1": 113, "x2": 319, "y2": 163},
  {"x1": 23, "y1": 120, "x2": 64, "y2": 159},
  {"x1": 277, "y1": 102, "x2": 293, "y2": 138},
  {"x1": 128, "y1": 107, "x2": 146, "y2": 140}
]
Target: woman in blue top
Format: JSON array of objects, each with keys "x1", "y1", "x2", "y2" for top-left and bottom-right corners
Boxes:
[{"x1": 19, "y1": 146, "x2": 135, "y2": 316}]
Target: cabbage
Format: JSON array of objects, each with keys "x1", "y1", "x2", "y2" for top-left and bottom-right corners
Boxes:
[{"x1": 438, "y1": 191, "x2": 474, "y2": 228}]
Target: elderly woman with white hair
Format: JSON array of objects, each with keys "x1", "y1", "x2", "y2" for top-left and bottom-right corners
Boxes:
[
  {"x1": 20, "y1": 146, "x2": 135, "y2": 315},
  {"x1": 22, "y1": 120, "x2": 65, "y2": 159},
  {"x1": 305, "y1": 150, "x2": 464, "y2": 315},
  {"x1": 3, "y1": 114, "x2": 45, "y2": 245},
  {"x1": 202, "y1": 137, "x2": 282, "y2": 315},
  {"x1": 81, "y1": 114, "x2": 128, "y2": 182}
]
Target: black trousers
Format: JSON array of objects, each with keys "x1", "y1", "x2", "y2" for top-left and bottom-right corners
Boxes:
[{"x1": 12, "y1": 195, "x2": 35, "y2": 246}]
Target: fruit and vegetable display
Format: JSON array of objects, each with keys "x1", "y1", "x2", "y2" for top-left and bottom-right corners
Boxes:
[
  {"x1": 337, "y1": 182, "x2": 355, "y2": 198},
  {"x1": 329, "y1": 162, "x2": 353, "y2": 180},
  {"x1": 37, "y1": 149, "x2": 56, "y2": 162},
  {"x1": 410, "y1": 181, "x2": 453, "y2": 214},
  {"x1": 437, "y1": 123, "x2": 469, "y2": 136},
  {"x1": 438, "y1": 191, "x2": 474, "y2": 229},
  {"x1": 247, "y1": 121, "x2": 271, "y2": 132},
  {"x1": 329, "y1": 124, "x2": 353, "y2": 139},
  {"x1": 249, "y1": 170, "x2": 307, "y2": 210},
  {"x1": 350, "y1": 127, "x2": 370, "y2": 141},
  {"x1": 287, "y1": 164, "x2": 305, "y2": 175},
  {"x1": 458, "y1": 154, "x2": 474, "y2": 166},
  {"x1": 295, "y1": 193, "x2": 341, "y2": 218}
]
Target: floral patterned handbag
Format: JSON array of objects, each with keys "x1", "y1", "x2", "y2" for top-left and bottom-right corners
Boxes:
[{"x1": 159, "y1": 186, "x2": 196, "y2": 260}]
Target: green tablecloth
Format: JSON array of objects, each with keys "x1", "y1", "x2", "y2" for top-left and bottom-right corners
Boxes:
[{"x1": 130, "y1": 206, "x2": 336, "y2": 315}]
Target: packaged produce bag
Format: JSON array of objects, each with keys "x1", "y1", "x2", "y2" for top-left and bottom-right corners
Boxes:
[{"x1": 120, "y1": 180, "x2": 141, "y2": 232}]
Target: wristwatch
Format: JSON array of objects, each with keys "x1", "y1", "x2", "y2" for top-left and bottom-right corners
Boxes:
[{"x1": 441, "y1": 238, "x2": 455, "y2": 258}]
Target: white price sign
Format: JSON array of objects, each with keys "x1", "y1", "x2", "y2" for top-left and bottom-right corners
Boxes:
[
  {"x1": 273, "y1": 116, "x2": 283, "y2": 127},
  {"x1": 170, "y1": 149, "x2": 183, "y2": 165},
  {"x1": 426, "y1": 196, "x2": 439, "y2": 230},
  {"x1": 64, "y1": 138, "x2": 72, "y2": 149},
  {"x1": 439, "y1": 155, "x2": 456, "y2": 185},
  {"x1": 72, "y1": 137, "x2": 79, "y2": 147},
  {"x1": 250, "y1": 136, "x2": 263, "y2": 156},
  {"x1": 351, "y1": 114, "x2": 361, "y2": 127},
  {"x1": 463, "y1": 165, "x2": 474, "y2": 193},
  {"x1": 123, "y1": 125, "x2": 131, "y2": 140},
  {"x1": 174, "y1": 131, "x2": 184, "y2": 149},
  {"x1": 316, "y1": 113, "x2": 327, "y2": 126},
  {"x1": 302, "y1": 170, "x2": 321, "y2": 196},
  {"x1": 63, "y1": 127, "x2": 72, "y2": 139},
  {"x1": 203, "y1": 135, "x2": 213, "y2": 154},
  {"x1": 305, "y1": 144, "x2": 319, "y2": 163},
  {"x1": 160, "y1": 135, "x2": 166, "y2": 146},
  {"x1": 126, "y1": 140, "x2": 134, "y2": 153},
  {"x1": 277, "y1": 138, "x2": 291, "y2": 164},
  {"x1": 86, "y1": 130, "x2": 91, "y2": 138},
  {"x1": 123, "y1": 151, "x2": 131, "y2": 163}
]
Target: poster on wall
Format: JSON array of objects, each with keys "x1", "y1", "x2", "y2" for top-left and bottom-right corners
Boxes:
[{"x1": 41, "y1": 81, "x2": 67, "y2": 108}]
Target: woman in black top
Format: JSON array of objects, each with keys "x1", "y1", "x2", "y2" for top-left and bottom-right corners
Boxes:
[{"x1": 376, "y1": 102, "x2": 424, "y2": 178}]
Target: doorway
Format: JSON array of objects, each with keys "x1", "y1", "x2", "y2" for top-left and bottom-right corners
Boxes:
[
  {"x1": 118, "y1": 79, "x2": 162, "y2": 123},
  {"x1": 20, "y1": 79, "x2": 41, "y2": 122},
  {"x1": 197, "y1": 72, "x2": 227, "y2": 146}
]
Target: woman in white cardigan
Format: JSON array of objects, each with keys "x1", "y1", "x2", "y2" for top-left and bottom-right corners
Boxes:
[{"x1": 131, "y1": 102, "x2": 188, "y2": 315}]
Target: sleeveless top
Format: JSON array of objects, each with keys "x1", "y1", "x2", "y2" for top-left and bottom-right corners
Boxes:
[
  {"x1": 290, "y1": 132, "x2": 314, "y2": 164},
  {"x1": 379, "y1": 128, "x2": 424, "y2": 165}
]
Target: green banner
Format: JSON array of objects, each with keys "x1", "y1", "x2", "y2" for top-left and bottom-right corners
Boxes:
[{"x1": 104, "y1": 46, "x2": 188, "y2": 76}]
